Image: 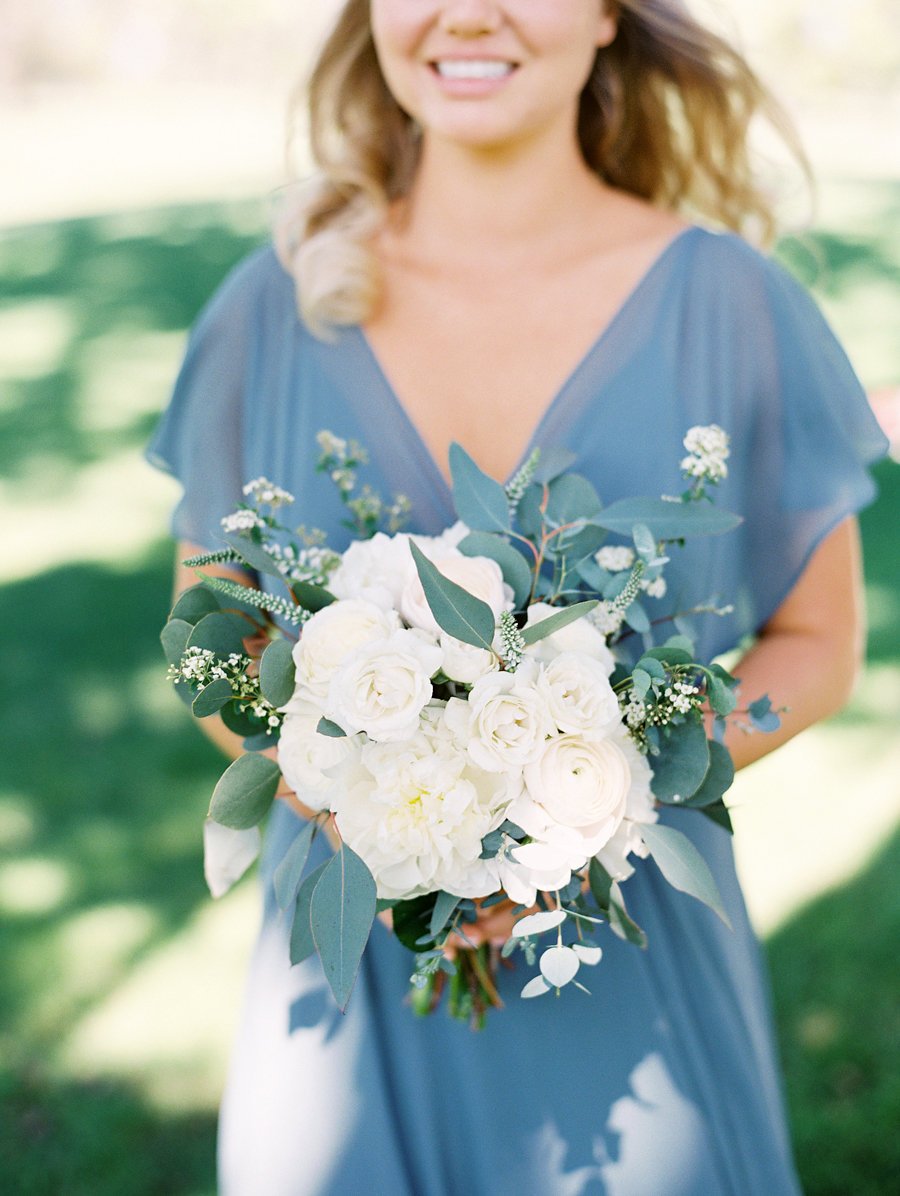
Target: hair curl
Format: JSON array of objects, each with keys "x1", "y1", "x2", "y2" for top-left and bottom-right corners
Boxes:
[{"x1": 276, "y1": 0, "x2": 809, "y2": 335}]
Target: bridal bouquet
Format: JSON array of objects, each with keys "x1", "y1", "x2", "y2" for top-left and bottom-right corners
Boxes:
[{"x1": 162, "y1": 427, "x2": 778, "y2": 1025}]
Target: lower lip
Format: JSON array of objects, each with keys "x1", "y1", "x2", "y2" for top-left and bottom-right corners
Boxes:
[{"x1": 428, "y1": 64, "x2": 517, "y2": 97}]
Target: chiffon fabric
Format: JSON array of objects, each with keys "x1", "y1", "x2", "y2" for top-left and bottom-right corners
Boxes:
[{"x1": 147, "y1": 225, "x2": 887, "y2": 1195}]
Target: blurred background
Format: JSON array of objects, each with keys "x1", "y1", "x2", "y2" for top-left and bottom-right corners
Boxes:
[{"x1": 1, "y1": 2, "x2": 897, "y2": 1193}]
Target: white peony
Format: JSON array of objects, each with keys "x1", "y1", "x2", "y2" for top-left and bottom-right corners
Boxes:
[
  {"x1": 277, "y1": 698, "x2": 359, "y2": 813},
  {"x1": 292, "y1": 599, "x2": 399, "y2": 701},
  {"x1": 399, "y1": 546, "x2": 513, "y2": 637},
  {"x1": 327, "y1": 533, "x2": 416, "y2": 611},
  {"x1": 444, "y1": 659, "x2": 554, "y2": 773},
  {"x1": 593, "y1": 730, "x2": 658, "y2": 881},
  {"x1": 330, "y1": 707, "x2": 514, "y2": 900},
  {"x1": 523, "y1": 602, "x2": 616, "y2": 674},
  {"x1": 324, "y1": 627, "x2": 442, "y2": 742},
  {"x1": 538, "y1": 651, "x2": 620, "y2": 737}
]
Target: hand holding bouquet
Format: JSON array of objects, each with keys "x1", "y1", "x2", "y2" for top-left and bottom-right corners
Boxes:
[{"x1": 162, "y1": 427, "x2": 779, "y2": 1026}]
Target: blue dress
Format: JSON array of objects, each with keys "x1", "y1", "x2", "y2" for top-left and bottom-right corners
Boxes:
[{"x1": 147, "y1": 226, "x2": 887, "y2": 1195}]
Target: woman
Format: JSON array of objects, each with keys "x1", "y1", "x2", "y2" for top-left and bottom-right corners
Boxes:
[{"x1": 147, "y1": 2, "x2": 887, "y2": 1193}]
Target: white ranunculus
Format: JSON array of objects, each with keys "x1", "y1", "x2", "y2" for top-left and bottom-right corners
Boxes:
[
  {"x1": 523, "y1": 602, "x2": 616, "y2": 673},
  {"x1": 399, "y1": 546, "x2": 513, "y2": 637},
  {"x1": 330, "y1": 709, "x2": 514, "y2": 900},
  {"x1": 444, "y1": 659, "x2": 554, "y2": 773},
  {"x1": 593, "y1": 730, "x2": 658, "y2": 881},
  {"x1": 538, "y1": 651, "x2": 620, "y2": 737},
  {"x1": 291, "y1": 598, "x2": 399, "y2": 701},
  {"x1": 327, "y1": 533, "x2": 416, "y2": 611},
  {"x1": 439, "y1": 631, "x2": 501, "y2": 685},
  {"x1": 277, "y1": 699, "x2": 359, "y2": 812},
  {"x1": 324, "y1": 628, "x2": 442, "y2": 742},
  {"x1": 522, "y1": 733, "x2": 629, "y2": 855}
]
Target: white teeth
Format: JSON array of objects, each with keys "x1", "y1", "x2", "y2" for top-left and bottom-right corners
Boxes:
[{"x1": 435, "y1": 60, "x2": 514, "y2": 80}]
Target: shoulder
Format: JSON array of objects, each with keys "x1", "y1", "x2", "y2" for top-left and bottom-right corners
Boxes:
[{"x1": 194, "y1": 242, "x2": 298, "y2": 340}]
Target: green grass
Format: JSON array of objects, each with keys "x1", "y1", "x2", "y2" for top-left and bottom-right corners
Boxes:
[{"x1": 0, "y1": 188, "x2": 897, "y2": 1194}]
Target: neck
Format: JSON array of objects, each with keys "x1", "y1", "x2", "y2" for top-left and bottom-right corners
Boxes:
[{"x1": 394, "y1": 125, "x2": 608, "y2": 261}]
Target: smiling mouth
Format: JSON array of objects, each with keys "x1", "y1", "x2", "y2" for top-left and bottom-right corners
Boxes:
[{"x1": 431, "y1": 60, "x2": 518, "y2": 81}]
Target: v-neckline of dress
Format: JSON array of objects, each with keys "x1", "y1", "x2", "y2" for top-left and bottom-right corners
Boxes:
[{"x1": 350, "y1": 224, "x2": 700, "y2": 502}]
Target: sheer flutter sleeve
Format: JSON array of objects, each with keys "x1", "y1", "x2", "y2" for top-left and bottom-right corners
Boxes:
[
  {"x1": 728, "y1": 244, "x2": 888, "y2": 633},
  {"x1": 145, "y1": 249, "x2": 272, "y2": 549}
]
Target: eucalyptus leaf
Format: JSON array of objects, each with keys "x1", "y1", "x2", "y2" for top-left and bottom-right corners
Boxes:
[
  {"x1": 409, "y1": 540, "x2": 495, "y2": 650},
  {"x1": 520, "y1": 600, "x2": 598, "y2": 645},
  {"x1": 635, "y1": 656, "x2": 667, "y2": 681},
  {"x1": 223, "y1": 533, "x2": 285, "y2": 579},
  {"x1": 291, "y1": 581, "x2": 336, "y2": 612},
  {"x1": 546, "y1": 473, "x2": 602, "y2": 524},
  {"x1": 512, "y1": 909, "x2": 567, "y2": 938},
  {"x1": 516, "y1": 483, "x2": 545, "y2": 538},
  {"x1": 588, "y1": 857, "x2": 613, "y2": 910},
  {"x1": 449, "y1": 442, "x2": 511, "y2": 532},
  {"x1": 290, "y1": 862, "x2": 327, "y2": 965},
  {"x1": 259, "y1": 639, "x2": 296, "y2": 708},
  {"x1": 273, "y1": 820, "x2": 317, "y2": 911},
  {"x1": 597, "y1": 497, "x2": 741, "y2": 540},
  {"x1": 651, "y1": 718, "x2": 710, "y2": 802},
  {"x1": 707, "y1": 674, "x2": 737, "y2": 717},
  {"x1": 682, "y1": 740, "x2": 735, "y2": 808},
  {"x1": 317, "y1": 717, "x2": 347, "y2": 738},
  {"x1": 429, "y1": 890, "x2": 460, "y2": 938},
  {"x1": 187, "y1": 612, "x2": 247, "y2": 659},
  {"x1": 392, "y1": 894, "x2": 438, "y2": 951},
  {"x1": 700, "y1": 800, "x2": 734, "y2": 834},
  {"x1": 624, "y1": 600, "x2": 650, "y2": 634},
  {"x1": 209, "y1": 752, "x2": 281, "y2": 830},
  {"x1": 458, "y1": 532, "x2": 533, "y2": 608},
  {"x1": 170, "y1": 584, "x2": 221, "y2": 625},
  {"x1": 575, "y1": 557, "x2": 610, "y2": 592},
  {"x1": 607, "y1": 885, "x2": 649, "y2": 948},
  {"x1": 532, "y1": 446, "x2": 577, "y2": 484},
  {"x1": 191, "y1": 676, "x2": 233, "y2": 718},
  {"x1": 310, "y1": 845, "x2": 378, "y2": 1011},
  {"x1": 160, "y1": 618, "x2": 192, "y2": 667},
  {"x1": 554, "y1": 522, "x2": 607, "y2": 564},
  {"x1": 632, "y1": 523, "x2": 657, "y2": 559},
  {"x1": 640, "y1": 822, "x2": 731, "y2": 927},
  {"x1": 631, "y1": 668, "x2": 652, "y2": 699},
  {"x1": 220, "y1": 702, "x2": 261, "y2": 738},
  {"x1": 642, "y1": 645, "x2": 693, "y2": 667}
]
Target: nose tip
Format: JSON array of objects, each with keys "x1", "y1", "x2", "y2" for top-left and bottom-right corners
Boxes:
[{"x1": 439, "y1": 0, "x2": 503, "y2": 36}]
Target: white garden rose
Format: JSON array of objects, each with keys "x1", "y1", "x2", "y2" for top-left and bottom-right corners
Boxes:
[
  {"x1": 327, "y1": 533, "x2": 416, "y2": 611},
  {"x1": 538, "y1": 651, "x2": 620, "y2": 736},
  {"x1": 523, "y1": 602, "x2": 616, "y2": 673},
  {"x1": 593, "y1": 730, "x2": 658, "y2": 881},
  {"x1": 330, "y1": 709, "x2": 514, "y2": 900},
  {"x1": 522, "y1": 733, "x2": 629, "y2": 855},
  {"x1": 277, "y1": 699, "x2": 359, "y2": 813},
  {"x1": 325, "y1": 627, "x2": 442, "y2": 742},
  {"x1": 444, "y1": 659, "x2": 554, "y2": 773},
  {"x1": 399, "y1": 547, "x2": 513, "y2": 637},
  {"x1": 292, "y1": 599, "x2": 399, "y2": 701},
  {"x1": 439, "y1": 631, "x2": 500, "y2": 685}
]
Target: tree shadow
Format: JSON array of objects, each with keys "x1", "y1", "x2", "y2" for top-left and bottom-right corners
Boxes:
[{"x1": 767, "y1": 827, "x2": 900, "y2": 1196}]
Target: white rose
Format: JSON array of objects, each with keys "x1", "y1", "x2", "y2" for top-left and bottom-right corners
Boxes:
[
  {"x1": 439, "y1": 631, "x2": 500, "y2": 684},
  {"x1": 292, "y1": 599, "x2": 399, "y2": 701},
  {"x1": 538, "y1": 651, "x2": 620, "y2": 736},
  {"x1": 399, "y1": 547, "x2": 513, "y2": 637},
  {"x1": 277, "y1": 699, "x2": 359, "y2": 813},
  {"x1": 325, "y1": 628, "x2": 442, "y2": 742},
  {"x1": 523, "y1": 602, "x2": 616, "y2": 673},
  {"x1": 523, "y1": 733, "x2": 629, "y2": 855},
  {"x1": 445, "y1": 659, "x2": 554, "y2": 773},
  {"x1": 328, "y1": 533, "x2": 415, "y2": 611},
  {"x1": 330, "y1": 710, "x2": 513, "y2": 900},
  {"x1": 593, "y1": 730, "x2": 658, "y2": 881}
]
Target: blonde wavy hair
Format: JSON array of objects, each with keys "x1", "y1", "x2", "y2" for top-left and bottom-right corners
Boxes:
[{"x1": 276, "y1": 0, "x2": 809, "y2": 335}]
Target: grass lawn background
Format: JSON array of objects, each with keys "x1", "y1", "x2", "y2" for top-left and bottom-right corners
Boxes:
[{"x1": 0, "y1": 183, "x2": 897, "y2": 1194}]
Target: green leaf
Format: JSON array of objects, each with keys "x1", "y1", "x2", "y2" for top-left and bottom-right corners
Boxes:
[
  {"x1": 191, "y1": 676, "x2": 233, "y2": 718},
  {"x1": 223, "y1": 533, "x2": 285, "y2": 579},
  {"x1": 187, "y1": 612, "x2": 247, "y2": 659},
  {"x1": 608, "y1": 883, "x2": 648, "y2": 948},
  {"x1": 409, "y1": 540, "x2": 495, "y2": 650},
  {"x1": 310, "y1": 845, "x2": 377, "y2": 1011},
  {"x1": 429, "y1": 890, "x2": 460, "y2": 938},
  {"x1": 520, "y1": 600, "x2": 598, "y2": 645},
  {"x1": 631, "y1": 668, "x2": 652, "y2": 699},
  {"x1": 665, "y1": 634, "x2": 695, "y2": 654},
  {"x1": 700, "y1": 800, "x2": 734, "y2": 834},
  {"x1": 635, "y1": 655, "x2": 667, "y2": 682},
  {"x1": 640, "y1": 822, "x2": 731, "y2": 927},
  {"x1": 273, "y1": 821, "x2": 317, "y2": 911},
  {"x1": 160, "y1": 618, "x2": 192, "y2": 667},
  {"x1": 220, "y1": 702, "x2": 262, "y2": 738},
  {"x1": 449, "y1": 442, "x2": 511, "y2": 532},
  {"x1": 290, "y1": 862, "x2": 327, "y2": 965},
  {"x1": 642, "y1": 645, "x2": 693, "y2": 667},
  {"x1": 632, "y1": 523, "x2": 657, "y2": 559},
  {"x1": 588, "y1": 857, "x2": 613, "y2": 910},
  {"x1": 597, "y1": 497, "x2": 742, "y2": 540},
  {"x1": 532, "y1": 446, "x2": 576, "y2": 484},
  {"x1": 546, "y1": 473, "x2": 602, "y2": 524},
  {"x1": 259, "y1": 639, "x2": 296, "y2": 708},
  {"x1": 170, "y1": 584, "x2": 221, "y2": 625},
  {"x1": 681, "y1": 740, "x2": 735, "y2": 808},
  {"x1": 624, "y1": 599, "x2": 650, "y2": 634},
  {"x1": 651, "y1": 718, "x2": 710, "y2": 801},
  {"x1": 707, "y1": 674, "x2": 737, "y2": 717},
  {"x1": 516, "y1": 483, "x2": 545, "y2": 538},
  {"x1": 392, "y1": 894, "x2": 436, "y2": 951},
  {"x1": 553, "y1": 522, "x2": 606, "y2": 564},
  {"x1": 575, "y1": 557, "x2": 609, "y2": 592},
  {"x1": 458, "y1": 532, "x2": 533, "y2": 608},
  {"x1": 290, "y1": 581, "x2": 336, "y2": 612},
  {"x1": 209, "y1": 752, "x2": 281, "y2": 829},
  {"x1": 317, "y1": 716, "x2": 347, "y2": 738}
]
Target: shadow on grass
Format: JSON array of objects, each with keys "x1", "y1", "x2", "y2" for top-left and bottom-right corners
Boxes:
[{"x1": 768, "y1": 828, "x2": 900, "y2": 1196}]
